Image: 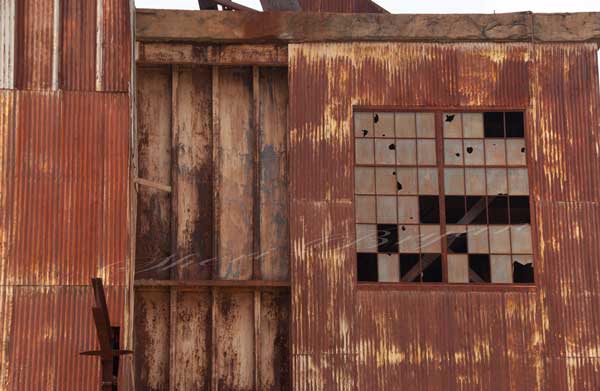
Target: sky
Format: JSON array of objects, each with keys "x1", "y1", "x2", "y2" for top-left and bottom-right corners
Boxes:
[{"x1": 136, "y1": 0, "x2": 600, "y2": 72}]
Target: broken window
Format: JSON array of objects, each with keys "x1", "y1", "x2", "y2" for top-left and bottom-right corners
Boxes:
[{"x1": 355, "y1": 111, "x2": 534, "y2": 285}]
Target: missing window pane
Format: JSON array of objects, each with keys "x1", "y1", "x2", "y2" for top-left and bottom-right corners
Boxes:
[
  {"x1": 505, "y1": 112, "x2": 525, "y2": 138},
  {"x1": 400, "y1": 253, "x2": 421, "y2": 282},
  {"x1": 357, "y1": 253, "x2": 378, "y2": 282},
  {"x1": 469, "y1": 254, "x2": 491, "y2": 283},
  {"x1": 419, "y1": 196, "x2": 440, "y2": 224},
  {"x1": 488, "y1": 195, "x2": 509, "y2": 224},
  {"x1": 448, "y1": 232, "x2": 468, "y2": 253},
  {"x1": 445, "y1": 196, "x2": 466, "y2": 224},
  {"x1": 377, "y1": 224, "x2": 398, "y2": 253},
  {"x1": 484, "y1": 112, "x2": 504, "y2": 138},
  {"x1": 422, "y1": 254, "x2": 443, "y2": 282},
  {"x1": 510, "y1": 196, "x2": 531, "y2": 224},
  {"x1": 513, "y1": 261, "x2": 534, "y2": 283},
  {"x1": 466, "y1": 196, "x2": 488, "y2": 224}
]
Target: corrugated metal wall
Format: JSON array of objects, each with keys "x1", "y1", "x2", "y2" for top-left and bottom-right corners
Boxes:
[
  {"x1": 289, "y1": 42, "x2": 600, "y2": 390},
  {"x1": 0, "y1": 0, "x2": 132, "y2": 390},
  {"x1": 134, "y1": 65, "x2": 290, "y2": 390}
]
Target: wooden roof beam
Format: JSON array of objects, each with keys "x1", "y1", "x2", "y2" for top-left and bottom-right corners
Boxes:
[{"x1": 136, "y1": 10, "x2": 600, "y2": 44}]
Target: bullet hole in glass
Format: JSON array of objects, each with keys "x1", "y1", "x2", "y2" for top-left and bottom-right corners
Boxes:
[
  {"x1": 401, "y1": 226, "x2": 406, "y2": 231},
  {"x1": 397, "y1": 182, "x2": 403, "y2": 191},
  {"x1": 374, "y1": 113, "x2": 379, "y2": 123},
  {"x1": 455, "y1": 153, "x2": 460, "y2": 157},
  {"x1": 388, "y1": 143, "x2": 396, "y2": 150},
  {"x1": 445, "y1": 114, "x2": 455, "y2": 122},
  {"x1": 362, "y1": 129, "x2": 368, "y2": 137},
  {"x1": 521, "y1": 147, "x2": 526, "y2": 153},
  {"x1": 466, "y1": 147, "x2": 474, "y2": 154}
]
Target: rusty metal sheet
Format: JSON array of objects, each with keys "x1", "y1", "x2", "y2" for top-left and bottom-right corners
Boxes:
[
  {"x1": 102, "y1": 0, "x2": 131, "y2": 92},
  {"x1": 0, "y1": 0, "x2": 15, "y2": 89},
  {"x1": 2, "y1": 91, "x2": 129, "y2": 286},
  {"x1": 14, "y1": 0, "x2": 55, "y2": 90},
  {"x1": 60, "y1": 0, "x2": 97, "y2": 91},
  {"x1": 2, "y1": 286, "x2": 126, "y2": 391},
  {"x1": 288, "y1": 42, "x2": 600, "y2": 389}
]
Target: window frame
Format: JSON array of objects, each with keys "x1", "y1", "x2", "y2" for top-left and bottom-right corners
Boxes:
[{"x1": 352, "y1": 107, "x2": 537, "y2": 290}]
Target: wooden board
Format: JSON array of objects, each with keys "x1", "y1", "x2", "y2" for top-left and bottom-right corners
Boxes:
[
  {"x1": 136, "y1": 68, "x2": 172, "y2": 280},
  {"x1": 259, "y1": 68, "x2": 289, "y2": 281},
  {"x1": 172, "y1": 66, "x2": 214, "y2": 280},
  {"x1": 136, "y1": 10, "x2": 600, "y2": 44}
]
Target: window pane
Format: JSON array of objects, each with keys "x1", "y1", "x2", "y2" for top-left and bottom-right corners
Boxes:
[
  {"x1": 421, "y1": 254, "x2": 443, "y2": 282},
  {"x1": 420, "y1": 225, "x2": 441, "y2": 253},
  {"x1": 463, "y1": 113, "x2": 484, "y2": 138},
  {"x1": 510, "y1": 225, "x2": 532, "y2": 254},
  {"x1": 374, "y1": 112, "x2": 395, "y2": 138},
  {"x1": 395, "y1": 168, "x2": 418, "y2": 195},
  {"x1": 484, "y1": 112, "x2": 504, "y2": 137},
  {"x1": 418, "y1": 167, "x2": 439, "y2": 195},
  {"x1": 396, "y1": 139, "x2": 417, "y2": 165},
  {"x1": 378, "y1": 254, "x2": 400, "y2": 282},
  {"x1": 357, "y1": 253, "x2": 378, "y2": 281},
  {"x1": 355, "y1": 138, "x2": 374, "y2": 165},
  {"x1": 377, "y1": 224, "x2": 399, "y2": 253},
  {"x1": 464, "y1": 139, "x2": 484, "y2": 165},
  {"x1": 448, "y1": 254, "x2": 469, "y2": 283},
  {"x1": 398, "y1": 196, "x2": 419, "y2": 224},
  {"x1": 376, "y1": 196, "x2": 397, "y2": 224},
  {"x1": 417, "y1": 139, "x2": 437, "y2": 165},
  {"x1": 507, "y1": 139, "x2": 527, "y2": 166},
  {"x1": 508, "y1": 168, "x2": 529, "y2": 195},
  {"x1": 356, "y1": 167, "x2": 375, "y2": 194},
  {"x1": 505, "y1": 112, "x2": 525, "y2": 138},
  {"x1": 467, "y1": 225, "x2": 489, "y2": 253},
  {"x1": 469, "y1": 254, "x2": 491, "y2": 283},
  {"x1": 489, "y1": 225, "x2": 511, "y2": 253},
  {"x1": 491, "y1": 255, "x2": 513, "y2": 283},
  {"x1": 355, "y1": 195, "x2": 376, "y2": 223},
  {"x1": 445, "y1": 168, "x2": 465, "y2": 195},
  {"x1": 355, "y1": 112, "x2": 374, "y2": 138},
  {"x1": 419, "y1": 196, "x2": 440, "y2": 224},
  {"x1": 398, "y1": 224, "x2": 420, "y2": 253},
  {"x1": 400, "y1": 253, "x2": 421, "y2": 282},
  {"x1": 395, "y1": 112, "x2": 416, "y2": 138},
  {"x1": 375, "y1": 167, "x2": 397, "y2": 194},
  {"x1": 485, "y1": 139, "x2": 507, "y2": 165},
  {"x1": 443, "y1": 113, "x2": 462, "y2": 138},
  {"x1": 465, "y1": 168, "x2": 486, "y2": 195},
  {"x1": 416, "y1": 113, "x2": 435, "y2": 138},
  {"x1": 375, "y1": 139, "x2": 396, "y2": 165},
  {"x1": 486, "y1": 168, "x2": 508, "y2": 195},
  {"x1": 356, "y1": 224, "x2": 378, "y2": 253}
]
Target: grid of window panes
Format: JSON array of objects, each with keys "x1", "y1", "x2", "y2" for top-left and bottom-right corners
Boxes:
[{"x1": 354, "y1": 111, "x2": 534, "y2": 284}]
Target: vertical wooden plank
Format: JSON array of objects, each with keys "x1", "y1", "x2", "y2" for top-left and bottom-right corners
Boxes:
[
  {"x1": 169, "y1": 288, "x2": 176, "y2": 391},
  {"x1": 172, "y1": 66, "x2": 214, "y2": 280},
  {"x1": 136, "y1": 68, "x2": 172, "y2": 280},
  {"x1": 214, "y1": 290, "x2": 255, "y2": 390},
  {"x1": 172, "y1": 289, "x2": 212, "y2": 390},
  {"x1": 134, "y1": 289, "x2": 170, "y2": 391},
  {"x1": 254, "y1": 289, "x2": 261, "y2": 389},
  {"x1": 259, "y1": 68, "x2": 290, "y2": 281},
  {"x1": 260, "y1": 290, "x2": 291, "y2": 391},
  {"x1": 253, "y1": 67, "x2": 261, "y2": 280},
  {"x1": 0, "y1": 0, "x2": 15, "y2": 89},
  {"x1": 215, "y1": 67, "x2": 255, "y2": 280}
]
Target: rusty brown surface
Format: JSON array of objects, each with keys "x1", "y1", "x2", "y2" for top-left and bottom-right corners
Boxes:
[
  {"x1": 102, "y1": 0, "x2": 132, "y2": 92},
  {"x1": 60, "y1": 0, "x2": 97, "y2": 91},
  {"x1": 289, "y1": 42, "x2": 600, "y2": 389}
]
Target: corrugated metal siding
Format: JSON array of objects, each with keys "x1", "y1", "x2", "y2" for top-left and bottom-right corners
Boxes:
[
  {"x1": 60, "y1": 0, "x2": 97, "y2": 91},
  {"x1": 2, "y1": 91, "x2": 129, "y2": 286},
  {"x1": 0, "y1": 0, "x2": 15, "y2": 89},
  {"x1": 102, "y1": 0, "x2": 131, "y2": 92},
  {"x1": 14, "y1": 0, "x2": 55, "y2": 90},
  {"x1": 2, "y1": 286, "x2": 126, "y2": 391},
  {"x1": 289, "y1": 42, "x2": 600, "y2": 389}
]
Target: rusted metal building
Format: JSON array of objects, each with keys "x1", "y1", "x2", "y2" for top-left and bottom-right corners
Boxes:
[{"x1": 2, "y1": 0, "x2": 600, "y2": 389}]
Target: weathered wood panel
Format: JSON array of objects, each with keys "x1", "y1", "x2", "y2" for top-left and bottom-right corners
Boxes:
[
  {"x1": 134, "y1": 290, "x2": 170, "y2": 391},
  {"x1": 259, "y1": 68, "x2": 289, "y2": 281},
  {"x1": 259, "y1": 291, "x2": 291, "y2": 391},
  {"x1": 136, "y1": 68, "x2": 172, "y2": 280},
  {"x1": 172, "y1": 289, "x2": 212, "y2": 390},
  {"x1": 136, "y1": 10, "x2": 600, "y2": 44},
  {"x1": 215, "y1": 68, "x2": 255, "y2": 280},
  {"x1": 214, "y1": 290, "x2": 255, "y2": 390},
  {"x1": 136, "y1": 43, "x2": 288, "y2": 66},
  {"x1": 172, "y1": 67, "x2": 214, "y2": 280}
]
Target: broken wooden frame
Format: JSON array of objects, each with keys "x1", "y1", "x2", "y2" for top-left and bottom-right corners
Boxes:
[{"x1": 80, "y1": 278, "x2": 132, "y2": 391}]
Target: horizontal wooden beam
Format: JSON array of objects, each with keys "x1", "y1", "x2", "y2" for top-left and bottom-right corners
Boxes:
[
  {"x1": 136, "y1": 10, "x2": 600, "y2": 44},
  {"x1": 136, "y1": 42, "x2": 288, "y2": 66},
  {"x1": 134, "y1": 279, "x2": 291, "y2": 288}
]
